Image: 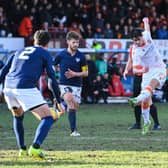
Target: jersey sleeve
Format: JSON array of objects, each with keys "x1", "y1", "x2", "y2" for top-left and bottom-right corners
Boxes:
[
  {"x1": 80, "y1": 53, "x2": 88, "y2": 72},
  {"x1": 53, "y1": 52, "x2": 61, "y2": 65},
  {"x1": 44, "y1": 52, "x2": 61, "y2": 103},
  {"x1": 129, "y1": 46, "x2": 133, "y2": 60},
  {"x1": 142, "y1": 30, "x2": 152, "y2": 43},
  {"x1": 0, "y1": 54, "x2": 14, "y2": 83}
]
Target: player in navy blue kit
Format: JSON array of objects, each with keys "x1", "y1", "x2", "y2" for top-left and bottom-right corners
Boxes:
[
  {"x1": 0, "y1": 30, "x2": 64, "y2": 159},
  {"x1": 54, "y1": 31, "x2": 88, "y2": 136}
]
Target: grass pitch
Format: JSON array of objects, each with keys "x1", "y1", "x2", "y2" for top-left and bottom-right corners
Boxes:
[{"x1": 0, "y1": 103, "x2": 168, "y2": 167}]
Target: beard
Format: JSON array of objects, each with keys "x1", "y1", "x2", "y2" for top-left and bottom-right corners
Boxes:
[{"x1": 70, "y1": 45, "x2": 78, "y2": 52}]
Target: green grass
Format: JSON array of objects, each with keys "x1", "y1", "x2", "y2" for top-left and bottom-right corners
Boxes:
[{"x1": 0, "y1": 103, "x2": 168, "y2": 167}]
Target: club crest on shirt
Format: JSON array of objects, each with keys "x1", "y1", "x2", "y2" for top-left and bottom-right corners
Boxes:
[{"x1": 75, "y1": 58, "x2": 80, "y2": 62}]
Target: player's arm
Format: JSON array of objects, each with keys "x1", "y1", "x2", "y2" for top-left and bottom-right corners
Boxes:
[
  {"x1": 143, "y1": 17, "x2": 150, "y2": 32},
  {"x1": 123, "y1": 54, "x2": 132, "y2": 80},
  {"x1": 123, "y1": 47, "x2": 133, "y2": 80},
  {"x1": 142, "y1": 17, "x2": 153, "y2": 42},
  {"x1": 65, "y1": 66, "x2": 88, "y2": 79},
  {"x1": 65, "y1": 55, "x2": 88, "y2": 78},
  {"x1": 0, "y1": 54, "x2": 14, "y2": 83},
  {"x1": 45, "y1": 53, "x2": 61, "y2": 102},
  {"x1": 53, "y1": 52, "x2": 61, "y2": 65},
  {"x1": 81, "y1": 64, "x2": 89, "y2": 77},
  {"x1": 46, "y1": 55, "x2": 65, "y2": 113}
]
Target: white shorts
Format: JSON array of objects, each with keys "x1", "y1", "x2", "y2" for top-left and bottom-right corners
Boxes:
[
  {"x1": 142, "y1": 68, "x2": 166, "y2": 89},
  {"x1": 59, "y1": 85, "x2": 82, "y2": 104},
  {"x1": 3, "y1": 88, "x2": 46, "y2": 112}
]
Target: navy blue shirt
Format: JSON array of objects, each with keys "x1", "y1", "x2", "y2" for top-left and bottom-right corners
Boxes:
[
  {"x1": 0, "y1": 46, "x2": 61, "y2": 103},
  {"x1": 54, "y1": 49, "x2": 87, "y2": 87},
  {"x1": 0, "y1": 60, "x2": 4, "y2": 69}
]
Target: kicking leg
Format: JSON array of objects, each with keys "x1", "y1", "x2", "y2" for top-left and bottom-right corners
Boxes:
[{"x1": 141, "y1": 98, "x2": 152, "y2": 135}]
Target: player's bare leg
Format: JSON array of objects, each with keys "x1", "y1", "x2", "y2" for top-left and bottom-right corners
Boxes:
[{"x1": 63, "y1": 92, "x2": 80, "y2": 136}]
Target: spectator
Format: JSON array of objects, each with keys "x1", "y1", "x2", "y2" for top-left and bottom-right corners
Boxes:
[
  {"x1": 113, "y1": 24, "x2": 122, "y2": 39},
  {"x1": 103, "y1": 22, "x2": 113, "y2": 38},
  {"x1": 84, "y1": 23, "x2": 94, "y2": 38},
  {"x1": 79, "y1": 2, "x2": 92, "y2": 27},
  {"x1": 91, "y1": 39, "x2": 102, "y2": 60},
  {"x1": 151, "y1": 24, "x2": 158, "y2": 38},
  {"x1": 0, "y1": 6, "x2": 4, "y2": 24},
  {"x1": 64, "y1": 2, "x2": 75, "y2": 27},
  {"x1": 108, "y1": 57, "x2": 121, "y2": 76},
  {"x1": 95, "y1": 54, "x2": 108, "y2": 75},
  {"x1": 18, "y1": 12, "x2": 33, "y2": 46},
  {"x1": 157, "y1": 24, "x2": 168, "y2": 39},
  {"x1": 82, "y1": 54, "x2": 97, "y2": 103},
  {"x1": 68, "y1": 22, "x2": 82, "y2": 38},
  {"x1": 53, "y1": 2, "x2": 67, "y2": 27},
  {"x1": 110, "y1": 6, "x2": 120, "y2": 25},
  {"x1": 0, "y1": 20, "x2": 12, "y2": 37},
  {"x1": 93, "y1": 75, "x2": 103, "y2": 103},
  {"x1": 40, "y1": 4, "x2": 53, "y2": 31},
  {"x1": 102, "y1": 73, "x2": 110, "y2": 104},
  {"x1": 122, "y1": 25, "x2": 130, "y2": 38},
  {"x1": 56, "y1": 23, "x2": 67, "y2": 39},
  {"x1": 0, "y1": 1, "x2": 168, "y2": 39},
  {"x1": 92, "y1": 12, "x2": 104, "y2": 38}
]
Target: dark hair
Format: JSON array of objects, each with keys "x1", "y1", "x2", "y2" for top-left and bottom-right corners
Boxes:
[
  {"x1": 66, "y1": 31, "x2": 80, "y2": 40},
  {"x1": 131, "y1": 27, "x2": 144, "y2": 39},
  {"x1": 34, "y1": 30, "x2": 51, "y2": 46}
]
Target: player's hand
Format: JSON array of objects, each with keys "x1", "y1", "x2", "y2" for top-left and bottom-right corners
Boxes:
[
  {"x1": 123, "y1": 70, "x2": 128, "y2": 80},
  {"x1": 57, "y1": 103, "x2": 65, "y2": 115},
  {"x1": 65, "y1": 69, "x2": 77, "y2": 79},
  {"x1": 53, "y1": 98, "x2": 65, "y2": 115},
  {"x1": 143, "y1": 17, "x2": 149, "y2": 23}
]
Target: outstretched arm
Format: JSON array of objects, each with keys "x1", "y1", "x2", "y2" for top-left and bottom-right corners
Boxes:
[{"x1": 143, "y1": 17, "x2": 150, "y2": 32}]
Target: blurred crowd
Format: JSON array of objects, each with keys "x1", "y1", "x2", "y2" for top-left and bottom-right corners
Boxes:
[{"x1": 0, "y1": 0, "x2": 168, "y2": 40}]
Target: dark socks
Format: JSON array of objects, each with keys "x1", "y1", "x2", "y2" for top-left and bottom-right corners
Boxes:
[
  {"x1": 33, "y1": 116, "x2": 54, "y2": 148},
  {"x1": 134, "y1": 106, "x2": 141, "y2": 126},
  {"x1": 133, "y1": 104, "x2": 160, "y2": 126},
  {"x1": 13, "y1": 115, "x2": 26, "y2": 149},
  {"x1": 68, "y1": 109, "x2": 76, "y2": 132},
  {"x1": 134, "y1": 104, "x2": 159, "y2": 125},
  {"x1": 150, "y1": 104, "x2": 159, "y2": 125}
]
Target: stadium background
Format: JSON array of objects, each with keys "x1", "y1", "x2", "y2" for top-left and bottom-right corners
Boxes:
[{"x1": 0, "y1": 0, "x2": 168, "y2": 103}]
